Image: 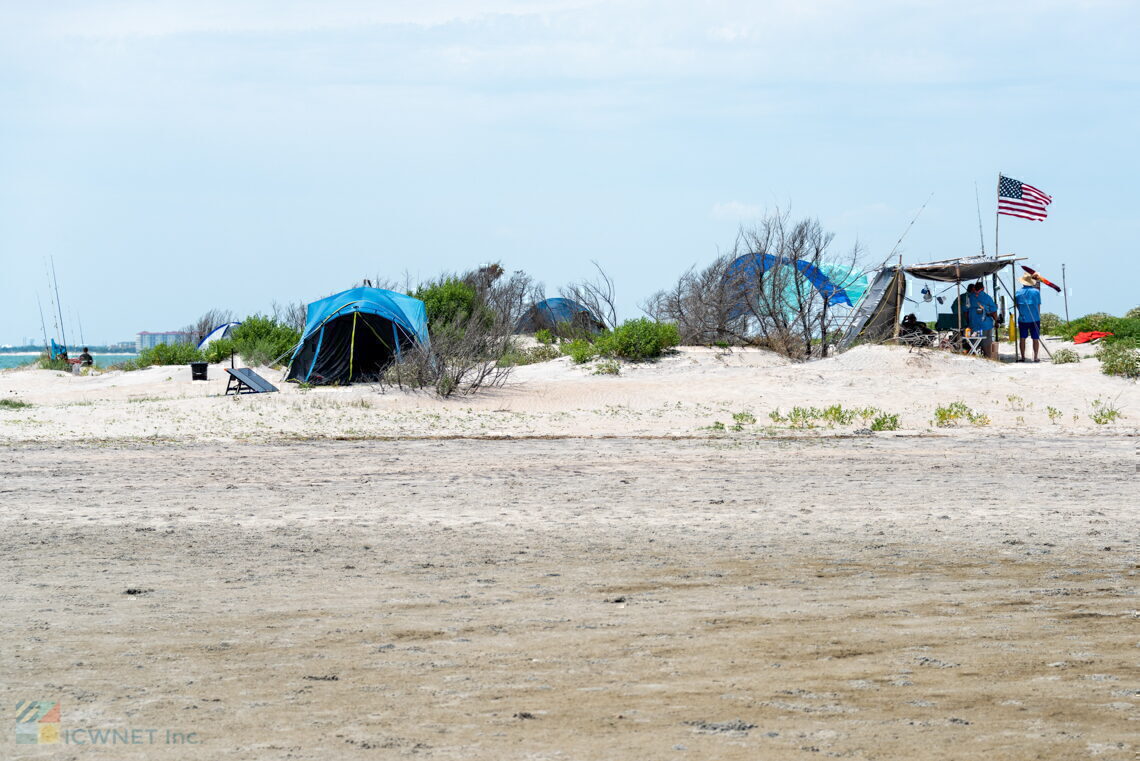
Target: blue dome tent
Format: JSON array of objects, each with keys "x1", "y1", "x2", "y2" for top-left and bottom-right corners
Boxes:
[
  {"x1": 516, "y1": 297, "x2": 604, "y2": 334},
  {"x1": 286, "y1": 287, "x2": 429, "y2": 385}
]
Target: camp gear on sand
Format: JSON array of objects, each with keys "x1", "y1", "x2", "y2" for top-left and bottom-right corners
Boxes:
[
  {"x1": 225, "y1": 368, "x2": 278, "y2": 395},
  {"x1": 1073, "y1": 331, "x2": 1114, "y2": 344}
]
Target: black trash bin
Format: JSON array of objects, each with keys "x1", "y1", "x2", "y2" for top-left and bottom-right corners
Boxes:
[{"x1": 190, "y1": 361, "x2": 208, "y2": 381}]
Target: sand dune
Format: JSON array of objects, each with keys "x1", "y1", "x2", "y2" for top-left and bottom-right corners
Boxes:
[{"x1": 0, "y1": 341, "x2": 1135, "y2": 442}]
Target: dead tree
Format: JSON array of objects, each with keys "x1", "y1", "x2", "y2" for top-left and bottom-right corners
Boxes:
[
  {"x1": 191, "y1": 308, "x2": 236, "y2": 343},
  {"x1": 649, "y1": 210, "x2": 864, "y2": 358},
  {"x1": 560, "y1": 261, "x2": 618, "y2": 330},
  {"x1": 272, "y1": 301, "x2": 308, "y2": 332}
]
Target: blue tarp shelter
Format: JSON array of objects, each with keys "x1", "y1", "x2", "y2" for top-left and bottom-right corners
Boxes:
[
  {"x1": 725, "y1": 254, "x2": 866, "y2": 316},
  {"x1": 516, "y1": 297, "x2": 603, "y2": 334},
  {"x1": 286, "y1": 287, "x2": 429, "y2": 385}
]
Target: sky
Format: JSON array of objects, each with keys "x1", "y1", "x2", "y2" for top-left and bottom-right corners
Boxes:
[{"x1": 2, "y1": 0, "x2": 1138, "y2": 345}]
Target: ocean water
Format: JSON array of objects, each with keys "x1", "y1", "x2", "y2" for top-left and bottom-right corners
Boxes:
[{"x1": 0, "y1": 353, "x2": 139, "y2": 370}]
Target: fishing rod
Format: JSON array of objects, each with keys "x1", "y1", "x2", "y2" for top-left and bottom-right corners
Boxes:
[
  {"x1": 974, "y1": 182, "x2": 986, "y2": 256},
  {"x1": 876, "y1": 192, "x2": 934, "y2": 270},
  {"x1": 44, "y1": 260, "x2": 60, "y2": 347},
  {"x1": 36, "y1": 295, "x2": 50, "y2": 353},
  {"x1": 72, "y1": 308, "x2": 85, "y2": 346},
  {"x1": 50, "y1": 257, "x2": 68, "y2": 350}
]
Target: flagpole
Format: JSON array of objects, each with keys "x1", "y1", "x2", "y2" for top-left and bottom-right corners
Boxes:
[
  {"x1": 994, "y1": 173, "x2": 1001, "y2": 260},
  {"x1": 997, "y1": 172, "x2": 1019, "y2": 361}
]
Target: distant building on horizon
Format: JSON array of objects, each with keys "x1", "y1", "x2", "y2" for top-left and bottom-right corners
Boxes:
[{"x1": 136, "y1": 331, "x2": 194, "y2": 352}]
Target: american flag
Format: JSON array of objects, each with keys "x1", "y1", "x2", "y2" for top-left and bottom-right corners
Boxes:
[{"x1": 998, "y1": 175, "x2": 1052, "y2": 221}]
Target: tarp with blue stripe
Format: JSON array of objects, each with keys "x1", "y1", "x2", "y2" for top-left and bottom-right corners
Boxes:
[{"x1": 725, "y1": 254, "x2": 867, "y2": 318}]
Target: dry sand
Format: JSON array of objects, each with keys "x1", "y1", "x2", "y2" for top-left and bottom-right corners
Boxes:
[
  {"x1": 0, "y1": 340, "x2": 1136, "y2": 441},
  {"x1": 1, "y1": 343, "x2": 1136, "y2": 759}
]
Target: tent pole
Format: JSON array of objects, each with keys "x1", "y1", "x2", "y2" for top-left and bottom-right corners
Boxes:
[
  {"x1": 955, "y1": 266, "x2": 961, "y2": 337},
  {"x1": 350, "y1": 312, "x2": 357, "y2": 381}
]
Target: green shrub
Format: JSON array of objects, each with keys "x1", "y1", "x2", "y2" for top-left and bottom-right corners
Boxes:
[
  {"x1": 594, "y1": 319, "x2": 679, "y2": 361},
  {"x1": 593, "y1": 359, "x2": 621, "y2": 375},
  {"x1": 37, "y1": 356, "x2": 71, "y2": 371},
  {"x1": 562, "y1": 339, "x2": 597, "y2": 364},
  {"x1": 136, "y1": 342, "x2": 204, "y2": 367},
  {"x1": 230, "y1": 316, "x2": 301, "y2": 367},
  {"x1": 870, "y1": 412, "x2": 900, "y2": 431},
  {"x1": 1050, "y1": 348, "x2": 1080, "y2": 365},
  {"x1": 1095, "y1": 342, "x2": 1140, "y2": 379},
  {"x1": 767, "y1": 405, "x2": 882, "y2": 429},
  {"x1": 1039, "y1": 312, "x2": 1065, "y2": 335},
  {"x1": 1059, "y1": 314, "x2": 1140, "y2": 343},
  {"x1": 732, "y1": 411, "x2": 756, "y2": 426},
  {"x1": 203, "y1": 338, "x2": 236, "y2": 364},
  {"x1": 534, "y1": 329, "x2": 555, "y2": 345},
  {"x1": 0, "y1": 398, "x2": 31, "y2": 409},
  {"x1": 1089, "y1": 398, "x2": 1123, "y2": 425},
  {"x1": 932, "y1": 401, "x2": 990, "y2": 427},
  {"x1": 498, "y1": 344, "x2": 562, "y2": 367},
  {"x1": 414, "y1": 278, "x2": 483, "y2": 328}
]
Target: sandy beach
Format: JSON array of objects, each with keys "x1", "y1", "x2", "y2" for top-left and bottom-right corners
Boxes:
[{"x1": 1, "y1": 342, "x2": 1136, "y2": 759}]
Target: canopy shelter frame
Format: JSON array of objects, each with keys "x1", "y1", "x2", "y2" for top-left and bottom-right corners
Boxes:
[{"x1": 839, "y1": 255, "x2": 1024, "y2": 352}]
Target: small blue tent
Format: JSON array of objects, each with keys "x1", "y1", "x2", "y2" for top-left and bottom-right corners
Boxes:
[
  {"x1": 516, "y1": 298, "x2": 603, "y2": 334},
  {"x1": 197, "y1": 321, "x2": 241, "y2": 350},
  {"x1": 286, "y1": 287, "x2": 429, "y2": 385}
]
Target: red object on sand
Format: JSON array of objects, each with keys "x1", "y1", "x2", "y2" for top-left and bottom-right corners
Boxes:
[
  {"x1": 1021, "y1": 265, "x2": 1062, "y2": 292},
  {"x1": 1073, "y1": 331, "x2": 1114, "y2": 344}
]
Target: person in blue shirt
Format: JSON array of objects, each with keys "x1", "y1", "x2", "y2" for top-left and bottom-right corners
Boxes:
[
  {"x1": 1015, "y1": 273, "x2": 1043, "y2": 362},
  {"x1": 951, "y1": 283, "x2": 976, "y2": 328},
  {"x1": 968, "y1": 282, "x2": 999, "y2": 359}
]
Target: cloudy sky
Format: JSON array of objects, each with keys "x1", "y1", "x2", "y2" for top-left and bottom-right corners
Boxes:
[{"x1": 2, "y1": 1, "x2": 1137, "y2": 344}]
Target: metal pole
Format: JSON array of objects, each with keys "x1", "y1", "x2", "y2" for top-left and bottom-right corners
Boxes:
[
  {"x1": 892, "y1": 255, "x2": 903, "y2": 341},
  {"x1": 975, "y1": 182, "x2": 986, "y2": 256},
  {"x1": 1061, "y1": 263, "x2": 1070, "y2": 322},
  {"x1": 996, "y1": 174, "x2": 1017, "y2": 361},
  {"x1": 994, "y1": 173, "x2": 1001, "y2": 260},
  {"x1": 955, "y1": 266, "x2": 962, "y2": 336}
]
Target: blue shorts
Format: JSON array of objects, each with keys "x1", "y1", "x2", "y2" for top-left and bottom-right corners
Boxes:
[{"x1": 1018, "y1": 321, "x2": 1040, "y2": 339}]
